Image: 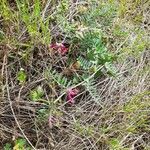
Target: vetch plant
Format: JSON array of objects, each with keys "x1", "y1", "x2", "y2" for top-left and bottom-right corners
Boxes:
[
  {"x1": 50, "y1": 43, "x2": 69, "y2": 55},
  {"x1": 76, "y1": 31, "x2": 117, "y2": 76},
  {"x1": 66, "y1": 88, "x2": 79, "y2": 104}
]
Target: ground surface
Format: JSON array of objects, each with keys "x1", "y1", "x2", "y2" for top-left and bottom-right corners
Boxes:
[{"x1": 0, "y1": 0, "x2": 150, "y2": 150}]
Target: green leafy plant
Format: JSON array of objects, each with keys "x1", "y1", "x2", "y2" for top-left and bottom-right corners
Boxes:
[
  {"x1": 30, "y1": 86, "x2": 44, "y2": 101},
  {"x1": 109, "y1": 138, "x2": 122, "y2": 150},
  {"x1": 77, "y1": 56, "x2": 93, "y2": 70},
  {"x1": 1, "y1": 0, "x2": 149, "y2": 149},
  {"x1": 17, "y1": 68, "x2": 27, "y2": 84},
  {"x1": 76, "y1": 31, "x2": 117, "y2": 76},
  {"x1": 15, "y1": 0, "x2": 51, "y2": 44},
  {"x1": 3, "y1": 138, "x2": 31, "y2": 150},
  {"x1": 77, "y1": 1, "x2": 117, "y2": 28},
  {"x1": 13, "y1": 138, "x2": 31, "y2": 150},
  {"x1": 45, "y1": 69, "x2": 73, "y2": 88},
  {"x1": 84, "y1": 79, "x2": 102, "y2": 105},
  {"x1": 3, "y1": 143, "x2": 12, "y2": 150},
  {"x1": 37, "y1": 107, "x2": 49, "y2": 122},
  {"x1": 104, "y1": 62, "x2": 117, "y2": 76}
]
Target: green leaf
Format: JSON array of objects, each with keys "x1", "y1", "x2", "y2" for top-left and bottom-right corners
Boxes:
[
  {"x1": 0, "y1": 30, "x2": 4, "y2": 40},
  {"x1": 4, "y1": 143, "x2": 12, "y2": 150},
  {"x1": 17, "y1": 68, "x2": 27, "y2": 84},
  {"x1": 13, "y1": 138, "x2": 31, "y2": 150},
  {"x1": 15, "y1": 138, "x2": 26, "y2": 147},
  {"x1": 32, "y1": 0, "x2": 40, "y2": 19},
  {"x1": 30, "y1": 86, "x2": 44, "y2": 101},
  {"x1": 45, "y1": 69, "x2": 72, "y2": 88},
  {"x1": 109, "y1": 138, "x2": 120, "y2": 149},
  {"x1": 104, "y1": 62, "x2": 117, "y2": 76}
]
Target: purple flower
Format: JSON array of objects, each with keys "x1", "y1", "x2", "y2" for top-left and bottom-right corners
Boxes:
[
  {"x1": 50, "y1": 43, "x2": 68, "y2": 55},
  {"x1": 66, "y1": 88, "x2": 79, "y2": 104},
  {"x1": 48, "y1": 116, "x2": 56, "y2": 128}
]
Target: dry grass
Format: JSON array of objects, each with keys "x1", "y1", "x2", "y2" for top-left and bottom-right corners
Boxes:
[{"x1": 0, "y1": 0, "x2": 150, "y2": 150}]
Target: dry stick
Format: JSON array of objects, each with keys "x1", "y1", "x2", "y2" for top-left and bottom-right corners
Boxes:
[
  {"x1": 1, "y1": 54, "x2": 6, "y2": 98},
  {"x1": 1, "y1": 54, "x2": 6, "y2": 79},
  {"x1": 5, "y1": 57, "x2": 36, "y2": 150}
]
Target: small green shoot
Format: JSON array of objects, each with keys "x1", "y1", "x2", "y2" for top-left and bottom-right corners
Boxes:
[
  {"x1": 3, "y1": 143, "x2": 12, "y2": 150},
  {"x1": 109, "y1": 138, "x2": 121, "y2": 150},
  {"x1": 13, "y1": 138, "x2": 31, "y2": 150},
  {"x1": 17, "y1": 68, "x2": 27, "y2": 84},
  {"x1": 30, "y1": 86, "x2": 44, "y2": 101}
]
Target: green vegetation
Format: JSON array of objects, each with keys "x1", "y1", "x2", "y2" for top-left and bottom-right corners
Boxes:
[
  {"x1": 17, "y1": 68, "x2": 27, "y2": 84},
  {"x1": 4, "y1": 138, "x2": 31, "y2": 150},
  {"x1": 0, "y1": 0, "x2": 149, "y2": 149}
]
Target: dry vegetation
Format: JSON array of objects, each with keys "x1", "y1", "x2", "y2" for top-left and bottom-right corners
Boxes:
[{"x1": 0, "y1": 0, "x2": 150, "y2": 150}]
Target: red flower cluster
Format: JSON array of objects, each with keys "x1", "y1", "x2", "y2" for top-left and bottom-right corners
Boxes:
[
  {"x1": 50, "y1": 43, "x2": 68, "y2": 55},
  {"x1": 66, "y1": 88, "x2": 79, "y2": 104}
]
